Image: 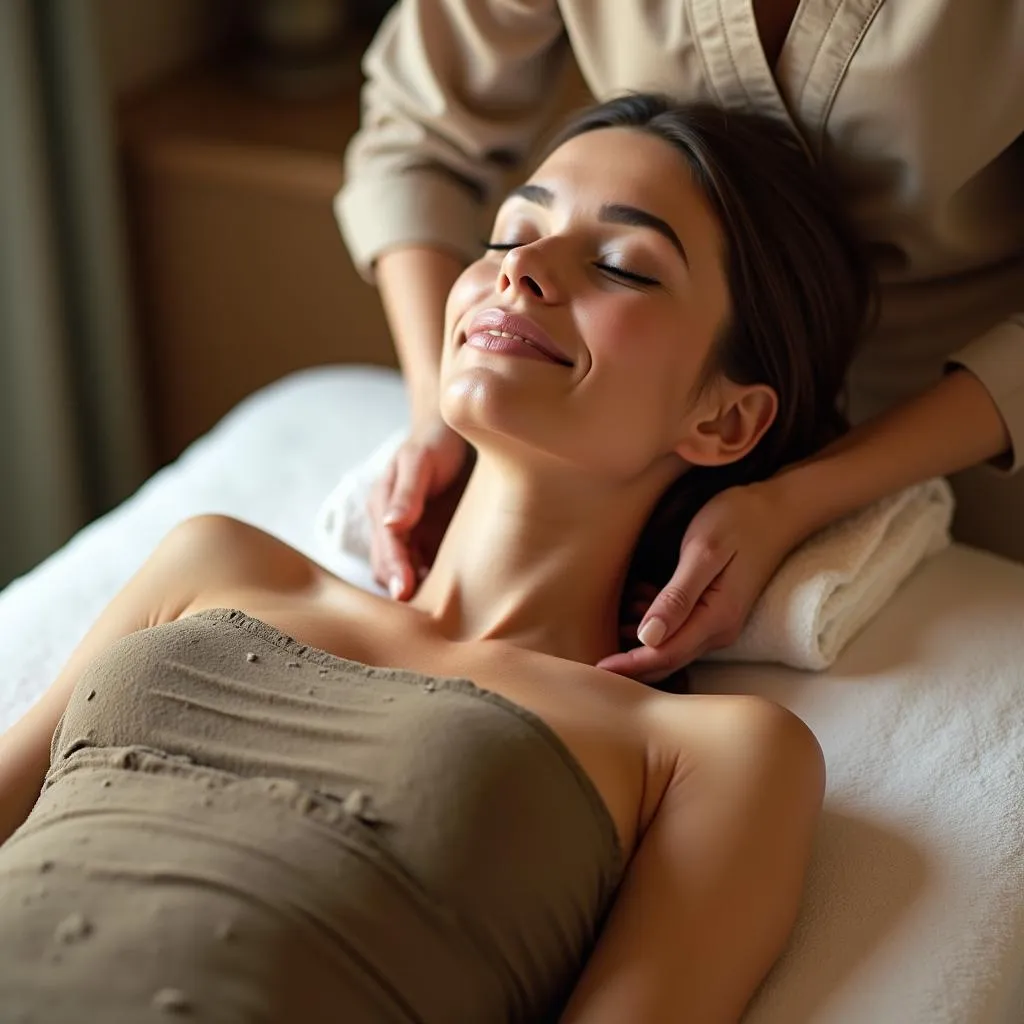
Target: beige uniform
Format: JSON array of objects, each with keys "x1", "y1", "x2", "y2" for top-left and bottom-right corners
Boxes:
[{"x1": 336, "y1": 1, "x2": 1024, "y2": 557}]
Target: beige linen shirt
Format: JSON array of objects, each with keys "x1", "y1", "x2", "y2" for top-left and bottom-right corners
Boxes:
[{"x1": 335, "y1": 0, "x2": 1024, "y2": 478}]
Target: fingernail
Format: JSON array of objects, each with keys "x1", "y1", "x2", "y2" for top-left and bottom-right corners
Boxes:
[
  {"x1": 388, "y1": 575, "x2": 403, "y2": 600},
  {"x1": 637, "y1": 617, "x2": 667, "y2": 648},
  {"x1": 382, "y1": 508, "x2": 403, "y2": 527}
]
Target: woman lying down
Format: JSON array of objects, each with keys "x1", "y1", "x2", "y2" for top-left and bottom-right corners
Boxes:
[{"x1": 0, "y1": 95, "x2": 871, "y2": 1023}]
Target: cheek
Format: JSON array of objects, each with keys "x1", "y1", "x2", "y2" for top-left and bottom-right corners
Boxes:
[
  {"x1": 577, "y1": 297, "x2": 706, "y2": 449},
  {"x1": 584, "y1": 295, "x2": 713, "y2": 388},
  {"x1": 444, "y1": 262, "x2": 494, "y2": 338},
  {"x1": 577, "y1": 296, "x2": 684, "y2": 379}
]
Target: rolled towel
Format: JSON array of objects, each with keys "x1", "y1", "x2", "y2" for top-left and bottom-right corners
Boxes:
[
  {"x1": 313, "y1": 430, "x2": 955, "y2": 670},
  {"x1": 706, "y1": 477, "x2": 955, "y2": 669}
]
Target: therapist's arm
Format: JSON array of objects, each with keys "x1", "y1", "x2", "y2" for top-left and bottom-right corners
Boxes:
[
  {"x1": 336, "y1": 0, "x2": 569, "y2": 296},
  {"x1": 775, "y1": 311, "x2": 1024, "y2": 536},
  {"x1": 333, "y1": 1, "x2": 571, "y2": 595},
  {"x1": 375, "y1": 246, "x2": 464, "y2": 425},
  {"x1": 772, "y1": 367, "x2": 1011, "y2": 539},
  {"x1": 601, "y1": 366, "x2": 1015, "y2": 680}
]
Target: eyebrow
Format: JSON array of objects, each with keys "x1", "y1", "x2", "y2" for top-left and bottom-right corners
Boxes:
[{"x1": 506, "y1": 184, "x2": 689, "y2": 266}]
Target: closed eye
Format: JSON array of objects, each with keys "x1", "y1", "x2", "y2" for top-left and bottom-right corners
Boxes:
[
  {"x1": 595, "y1": 263, "x2": 660, "y2": 287},
  {"x1": 483, "y1": 242, "x2": 660, "y2": 287}
]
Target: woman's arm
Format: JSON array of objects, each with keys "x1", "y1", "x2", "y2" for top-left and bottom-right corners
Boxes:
[
  {"x1": 0, "y1": 522, "x2": 208, "y2": 845},
  {"x1": 0, "y1": 514, "x2": 304, "y2": 846},
  {"x1": 560, "y1": 698, "x2": 825, "y2": 1024}
]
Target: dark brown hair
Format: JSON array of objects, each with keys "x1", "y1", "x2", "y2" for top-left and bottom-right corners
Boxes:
[{"x1": 547, "y1": 94, "x2": 874, "y2": 624}]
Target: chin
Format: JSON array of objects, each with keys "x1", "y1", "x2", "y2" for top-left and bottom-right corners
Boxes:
[
  {"x1": 439, "y1": 368, "x2": 560, "y2": 459},
  {"x1": 441, "y1": 368, "x2": 519, "y2": 433},
  {"x1": 439, "y1": 364, "x2": 645, "y2": 478}
]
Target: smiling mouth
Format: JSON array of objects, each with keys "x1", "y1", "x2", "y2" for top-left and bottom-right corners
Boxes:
[
  {"x1": 464, "y1": 328, "x2": 574, "y2": 366},
  {"x1": 481, "y1": 329, "x2": 572, "y2": 364},
  {"x1": 461, "y1": 309, "x2": 575, "y2": 367}
]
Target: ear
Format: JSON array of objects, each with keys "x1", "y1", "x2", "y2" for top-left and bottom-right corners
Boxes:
[{"x1": 674, "y1": 382, "x2": 778, "y2": 467}]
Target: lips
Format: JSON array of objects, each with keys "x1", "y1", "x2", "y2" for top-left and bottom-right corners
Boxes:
[{"x1": 463, "y1": 308, "x2": 573, "y2": 366}]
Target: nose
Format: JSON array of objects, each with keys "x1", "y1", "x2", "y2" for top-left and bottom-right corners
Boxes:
[{"x1": 497, "y1": 241, "x2": 562, "y2": 303}]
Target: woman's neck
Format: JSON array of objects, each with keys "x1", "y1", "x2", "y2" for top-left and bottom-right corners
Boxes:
[{"x1": 410, "y1": 450, "x2": 680, "y2": 665}]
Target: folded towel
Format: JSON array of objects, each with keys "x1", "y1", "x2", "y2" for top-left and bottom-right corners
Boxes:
[{"x1": 313, "y1": 430, "x2": 955, "y2": 670}]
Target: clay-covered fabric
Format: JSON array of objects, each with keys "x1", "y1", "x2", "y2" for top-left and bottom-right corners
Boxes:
[{"x1": 0, "y1": 608, "x2": 622, "y2": 1023}]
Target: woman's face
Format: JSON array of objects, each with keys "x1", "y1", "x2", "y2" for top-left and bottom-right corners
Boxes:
[{"x1": 440, "y1": 126, "x2": 733, "y2": 481}]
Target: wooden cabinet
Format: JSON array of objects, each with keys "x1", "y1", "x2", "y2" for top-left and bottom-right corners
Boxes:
[{"x1": 119, "y1": 58, "x2": 395, "y2": 466}]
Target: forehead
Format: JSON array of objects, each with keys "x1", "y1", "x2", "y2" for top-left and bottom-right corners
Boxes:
[{"x1": 527, "y1": 127, "x2": 723, "y2": 245}]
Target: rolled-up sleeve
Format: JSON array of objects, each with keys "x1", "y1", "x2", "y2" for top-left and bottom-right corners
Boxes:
[
  {"x1": 336, "y1": 0, "x2": 569, "y2": 280},
  {"x1": 947, "y1": 313, "x2": 1024, "y2": 473}
]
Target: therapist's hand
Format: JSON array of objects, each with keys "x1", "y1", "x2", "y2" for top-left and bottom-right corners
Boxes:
[
  {"x1": 368, "y1": 417, "x2": 471, "y2": 600},
  {"x1": 597, "y1": 481, "x2": 802, "y2": 683}
]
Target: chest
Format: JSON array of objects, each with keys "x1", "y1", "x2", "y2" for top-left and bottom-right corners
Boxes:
[
  {"x1": 187, "y1": 591, "x2": 666, "y2": 854},
  {"x1": 752, "y1": 0, "x2": 801, "y2": 68}
]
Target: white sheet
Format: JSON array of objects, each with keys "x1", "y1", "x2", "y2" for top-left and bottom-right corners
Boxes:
[{"x1": 1, "y1": 365, "x2": 1022, "y2": 1023}]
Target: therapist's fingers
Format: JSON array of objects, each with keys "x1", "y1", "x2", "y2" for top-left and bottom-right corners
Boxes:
[
  {"x1": 380, "y1": 447, "x2": 432, "y2": 600},
  {"x1": 383, "y1": 446, "x2": 431, "y2": 530},
  {"x1": 634, "y1": 538, "x2": 734, "y2": 652},
  {"x1": 597, "y1": 600, "x2": 728, "y2": 682},
  {"x1": 369, "y1": 461, "x2": 415, "y2": 598},
  {"x1": 370, "y1": 513, "x2": 416, "y2": 600},
  {"x1": 368, "y1": 464, "x2": 395, "y2": 585},
  {"x1": 380, "y1": 530, "x2": 417, "y2": 600}
]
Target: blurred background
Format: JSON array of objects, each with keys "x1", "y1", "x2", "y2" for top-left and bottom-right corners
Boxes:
[{"x1": 0, "y1": 0, "x2": 401, "y2": 590}]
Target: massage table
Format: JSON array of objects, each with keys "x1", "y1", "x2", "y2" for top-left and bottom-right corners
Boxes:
[{"x1": 1, "y1": 365, "x2": 1021, "y2": 1023}]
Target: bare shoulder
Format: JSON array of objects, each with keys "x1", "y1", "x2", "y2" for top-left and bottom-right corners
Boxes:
[
  {"x1": 644, "y1": 690, "x2": 825, "y2": 779},
  {"x1": 0, "y1": 514, "x2": 327, "y2": 841},
  {"x1": 560, "y1": 691, "x2": 826, "y2": 1023},
  {"x1": 163, "y1": 514, "x2": 326, "y2": 613}
]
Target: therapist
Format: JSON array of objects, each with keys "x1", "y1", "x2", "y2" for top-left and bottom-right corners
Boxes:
[{"x1": 334, "y1": 0, "x2": 1024, "y2": 683}]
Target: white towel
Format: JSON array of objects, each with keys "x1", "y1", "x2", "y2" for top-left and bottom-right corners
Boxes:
[
  {"x1": 707, "y1": 476, "x2": 955, "y2": 669},
  {"x1": 313, "y1": 430, "x2": 955, "y2": 670}
]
